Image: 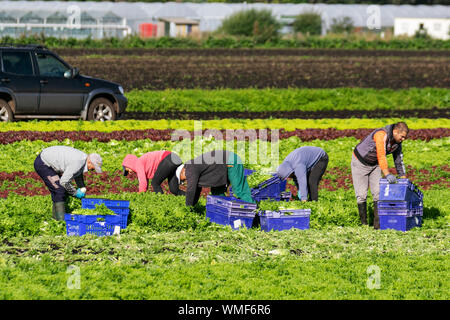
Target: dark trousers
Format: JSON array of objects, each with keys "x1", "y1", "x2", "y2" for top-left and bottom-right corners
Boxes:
[
  {"x1": 294, "y1": 153, "x2": 329, "y2": 201},
  {"x1": 151, "y1": 153, "x2": 185, "y2": 196},
  {"x1": 34, "y1": 154, "x2": 66, "y2": 203}
]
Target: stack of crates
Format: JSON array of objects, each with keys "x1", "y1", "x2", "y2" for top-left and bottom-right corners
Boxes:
[
  {"x1": 378, "y1": 178, "x2": 424, "y2": 232},
  {"x1": 259, "y1": 208, "x2": 311, "y2": 232},
  {"x1": 64, "y1": 198, "x2": 130, "y2": 236},
  {"x1": 206, "y1": 195, "x2": 258, "y2": 230}
]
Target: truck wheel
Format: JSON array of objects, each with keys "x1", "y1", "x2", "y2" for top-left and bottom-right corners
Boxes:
[
  {"x1": 87, "y1": 98, "x2": 116, "y2": 121},
  {"x1": 0, "y1": 99, "x2": 14, "y2": 122}
]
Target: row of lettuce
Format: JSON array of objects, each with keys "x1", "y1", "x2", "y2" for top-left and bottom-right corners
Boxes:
[
  {"x1": 1, "y1": 188, "x2": 449, "y2": 238},
  {"x1": 1, "y1": 164, "x2": 448, "y2": 200},
  {"x1": 0, "y1": 136, "x2": 447, "y2": 173},
  {"x1": 1, "y1": 118, "x2": 449, "y2": 133},
  {"x1": 123, "y1": 88, "x2": 449, "y2": 113}
]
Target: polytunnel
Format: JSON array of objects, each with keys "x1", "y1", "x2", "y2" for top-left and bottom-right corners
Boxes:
[{"x1": 0, "y1": 1, "x2": 448, "y2": 38}]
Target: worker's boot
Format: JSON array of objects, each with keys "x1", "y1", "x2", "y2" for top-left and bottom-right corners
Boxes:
[
  {"x1": 52, "y1": 202, "x2": 66, "y2": 221},
  {"x1": 373, "y1": 201, "x2": 380, "y2": 230},
  {"x1": 357, "y1": 202, "x2": 368, "y2": 225}
]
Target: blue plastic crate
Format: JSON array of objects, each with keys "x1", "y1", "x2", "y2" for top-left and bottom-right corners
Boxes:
[
  {"x1": 378, "y1": 207, "x2": 423, "y2": 218},
  {"x1": 229, "y1": 182, "x2": 290, "y2": 201},
  {"x1": 81, "y1": 198, "x2": 130, "y2": 229},
  {"x1": 82, "y1": 198, "x2": 130, "y2": 208},
  {"x1": 64, "y1": 214, "x2": 121, "y2": 236},
  {"x1": 379, "y1": 215, "x2": 422, "y2": 232},
  {"x1": 206, "y1": 204, "x2": 257, "y2": 230},
  {"x1": 250, "y1": 175, "x2": 287, "y2": 197},
  {"x1": 244, "y1": 169, "x2": 255, "y2": 176},
  {"x1": 378, "y1": 200, "x2": 423, "y2": 210},
  {"x1": 253, "y1": 192, "x2": 291, "y2": 203},
  {"x1": 379, "y1": 179, "x2": 423, "y2": 202},
  {"x1": 82, "y1": 205, "x2": 130, "y2": 215},
  {"x1": 207, "y1": 203, "x2": 257, "y2": 216},
  {"x1": 259, "y1": 209, "x2": 311, "y2": 232},
  {"x1": 231, "y1": 173, "x2": 287, "y2": 198},
  {"x1": 206, "y1": 195, "x2": 257, "y2": 211}
]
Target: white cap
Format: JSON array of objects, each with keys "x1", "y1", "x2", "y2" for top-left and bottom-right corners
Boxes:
[
  {"x1": 176, "y1": 164, "x2": 184, "y2": 184},
  {"x1": 88, "y1": 153, "x2": 103, "y2": 173}
]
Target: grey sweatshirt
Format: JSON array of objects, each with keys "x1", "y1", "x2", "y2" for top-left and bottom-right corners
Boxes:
[
  {"x1": 40, "y1": 146, "x2": 87, "y2": 195},
  {"x1": 277, "y1": 146, "x2": 326, "y2": 201}
]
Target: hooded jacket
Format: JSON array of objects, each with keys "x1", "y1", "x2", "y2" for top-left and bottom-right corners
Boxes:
[{"x1": 122, "y1": 151, "x2": 171, "y2": 192}]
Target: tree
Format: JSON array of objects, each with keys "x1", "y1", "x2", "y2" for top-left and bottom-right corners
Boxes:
[
  {"x1": 292, "y1": 11, "x2": 322, "y2": 36},
  {"x1": 329, "y1": 16, "x2": 354, "y2": 34},
  {"x1": 218, "y1": 9, "x2": 281, "y2": 42}
]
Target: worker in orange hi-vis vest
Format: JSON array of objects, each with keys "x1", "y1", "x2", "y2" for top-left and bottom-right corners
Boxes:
[{"x1": 351, "y1": 122, "x2": 409, "y2": 229}]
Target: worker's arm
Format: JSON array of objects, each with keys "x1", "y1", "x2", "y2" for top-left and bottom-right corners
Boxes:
[
  {"x1": 74, "y1": 173, "x2": 85, "y2": 189},
  {"x1": 393, "y1": 144, "x2": 406, "y2": 178},
  {"x1": 294, "y1": 164, "x2": 308, "y2": 202},
  {"x1": 185, "y1": 167, "x2": 201, "y2": 207},
  {"x1": 373, "y1": 131, "x2": 390, "y2": 177},
  {"x1": 136, "y1": 166, "x2": 148, "y2": 193},
  {"x1": 60, "y1": 161, "x2": 85, "y2": 196}
]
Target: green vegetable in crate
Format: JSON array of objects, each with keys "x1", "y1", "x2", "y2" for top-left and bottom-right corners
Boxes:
[
  {"x1": 247, "y1": 172, "x2": 274, "y2": 188},
  {"x1": 71, "y1": 203, "x2": 116, "y2": 215},
  {"x1": 258, "y1": 200, "x2": 308, "y2": 214},
  {"x1": 66, "y1": 197, "x2": 82, "y2": 211}
]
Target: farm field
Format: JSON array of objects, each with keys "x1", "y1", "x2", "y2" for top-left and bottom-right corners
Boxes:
[
  {"x1": 57, "y1": 49, "x2": 450, "y2": 90},
  {"x1": 1, "y1": 47, "x2": 449, "y2": 301},
  {"x1": 1, "y1": 116, "x2": 449, "y2": 300}
]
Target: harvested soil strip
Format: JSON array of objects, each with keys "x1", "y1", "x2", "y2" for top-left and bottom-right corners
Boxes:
[
  {"x1": 1, "y1": 128, "x2": 448, "y2": 144},
  {"x1": 2, "y1": 165, "x2": 448, "y2": 198},
  {"x1": 55, "y1": 48, "x2": 450, "y2": 58},
  {"x1": 63, "y1": 55, "x2": 450, "y2": 90},
  {"x1": 121, "y1": 108, "x2": 450, "y2": 120}
]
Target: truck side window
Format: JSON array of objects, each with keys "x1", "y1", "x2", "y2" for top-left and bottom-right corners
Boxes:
[{"x1": 36, "y1": 53, "x2": 69, "y2": 77}]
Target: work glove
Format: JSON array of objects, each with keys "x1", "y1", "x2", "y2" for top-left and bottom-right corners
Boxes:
[
  {"x1": 386, "y1": 174, "x2": 397, "y2": 184},
  {"x1": 75, "y1": 188, "x2": 86, "y2": 199}
]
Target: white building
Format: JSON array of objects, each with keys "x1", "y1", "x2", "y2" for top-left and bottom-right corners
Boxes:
[{"x1": 394, "y1": 17, "x2": 450, "y2": 40}]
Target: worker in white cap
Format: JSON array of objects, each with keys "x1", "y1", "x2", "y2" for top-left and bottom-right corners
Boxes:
[{"x1": 34, "y1": 146, "x2": 103, "y2": 221}]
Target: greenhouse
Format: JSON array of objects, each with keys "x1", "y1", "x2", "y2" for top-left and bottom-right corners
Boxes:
[{"x1": 0, "y1": 1, "x2": 448, "y2": 39}]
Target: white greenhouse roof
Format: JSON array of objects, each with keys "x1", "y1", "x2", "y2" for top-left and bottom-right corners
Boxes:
[{"x1": 0, "y1": 1, "x2": 449, "y2": 32}]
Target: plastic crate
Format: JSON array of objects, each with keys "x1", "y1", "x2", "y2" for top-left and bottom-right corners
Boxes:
[
  {"x1": 250, "y1": 175, "x2": 287, "y2": 197},
  {"x1": 82, "y1": 198, "x2": 130, "y2": 208},
  {"x1": 206, "y1": 204, "x2": 257, "y2": 230},
  {"x1": 379, "y1": 179, "x2": 423, "y2": 202},
  {"x1": 259, "y1": 209, "x2": 311, "y2": 232},
  {"x1": 230, "y1": 183, "x2": 290, "y2": 202},
  {"x1": 206, "y1": 195, "x2": 257, "y2": 211},
  {"x1": 64, "y1": 214, "x2": 121, "y2": 236},
  {"x1": 378, "y1": 207, "x2": 423, "y2": 218},
  {"x1": 244, "y1": 169, "x2": 255, "y2": 176},
  {"x1": 378, "y1": 200, "x2": 423, "y2": 210},
  {"x1": 253, "y1": 192, "x2": 291, "y2": 203},
  {"x1": 81, "y1": 198, "x2": 130, "y2": 229},
  {"x1": 379, "y1": 215, "x2": 422, "y2": 232}
]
